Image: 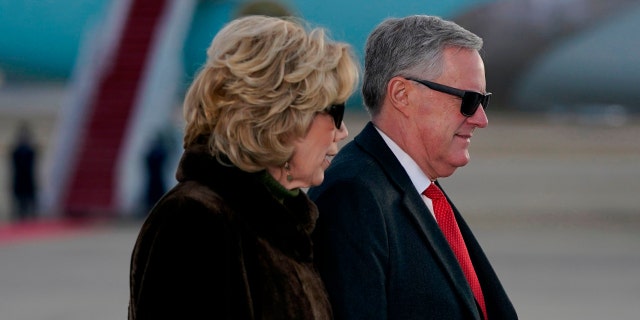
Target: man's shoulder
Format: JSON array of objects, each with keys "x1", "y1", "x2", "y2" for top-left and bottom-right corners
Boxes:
[
  {"x1": 310, "y1": 144, "x2": 387, "y2": 199},
  {"x1": 326, "y1": 141, "x2": 378, "y2": 178}
]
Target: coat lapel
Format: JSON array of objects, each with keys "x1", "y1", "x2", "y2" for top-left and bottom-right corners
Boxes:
[{"x1": 354, "y1": 122, "x2": 481, "y2": 319}]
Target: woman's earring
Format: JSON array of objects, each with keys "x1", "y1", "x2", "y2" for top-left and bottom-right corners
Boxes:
[{"x1": 284, "y1": 161, "x2": 293, "y2": 182}]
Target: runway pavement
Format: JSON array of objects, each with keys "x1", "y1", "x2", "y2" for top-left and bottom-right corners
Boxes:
[{"x1": 1, "y1": 111, "x2": 639, "y2": 320}]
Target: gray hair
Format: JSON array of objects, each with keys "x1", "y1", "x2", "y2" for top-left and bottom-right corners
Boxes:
[{"x1": 362, "y1": 15, "x2": 483, "y2": 115}]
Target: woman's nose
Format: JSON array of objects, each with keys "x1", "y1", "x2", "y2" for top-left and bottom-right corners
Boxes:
[{"x1": 335, "y1": 122, "x2": 349, "y2": 141}]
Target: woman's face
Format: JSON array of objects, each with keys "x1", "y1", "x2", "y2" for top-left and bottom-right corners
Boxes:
[{"x1": 286, "y1": 112, "x2": 349, "y2": 188}]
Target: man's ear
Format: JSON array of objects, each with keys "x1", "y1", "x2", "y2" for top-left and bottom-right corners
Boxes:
[{"x1": 387, "y1": 77, "x2": 412, "y2": 117}]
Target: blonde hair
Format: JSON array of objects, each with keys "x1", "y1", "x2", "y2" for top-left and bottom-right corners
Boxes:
[{"x1": 183, "y1": 15, "x2": 359, "y2": 172}]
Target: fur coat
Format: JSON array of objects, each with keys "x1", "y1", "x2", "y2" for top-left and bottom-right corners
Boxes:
[{"x1": 128, "y1": 140, "x2": 332, "y2": 319}]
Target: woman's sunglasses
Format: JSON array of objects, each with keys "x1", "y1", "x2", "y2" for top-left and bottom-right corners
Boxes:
[
  {"x1": 404, "y1": 77, "x2": 491, "y2": 117},
  {"x1": 324, "y1": 103, "x2": 345, "y2": 129}
]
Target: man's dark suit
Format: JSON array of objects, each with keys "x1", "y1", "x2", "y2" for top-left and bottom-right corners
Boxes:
[{"x1": 309, "y1": 122, "x2": 517, "y2": 319}]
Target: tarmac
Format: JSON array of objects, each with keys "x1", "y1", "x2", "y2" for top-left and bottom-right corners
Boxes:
[{"x1": 1, "y1": 110, "x2": 639, "y2": 320}]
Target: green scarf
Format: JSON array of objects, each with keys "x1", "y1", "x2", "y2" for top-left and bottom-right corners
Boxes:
[{"x1": 258, "y1": 171, "x2": 300, "y2": 204}]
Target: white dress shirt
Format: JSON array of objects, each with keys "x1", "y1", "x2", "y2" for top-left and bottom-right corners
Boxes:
[{"x1": 375, "y1": 126, "x2": 436, "y2": 218}]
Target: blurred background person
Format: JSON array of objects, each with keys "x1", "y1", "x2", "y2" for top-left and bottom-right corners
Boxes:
[
  {"x1": 142, "y1": 131, "x2": 169, "y2": 214},
  {"x1": 128, "y1": 15, "x2": 359, "y2": 319},
  {"x1": 8, "y1": 121, "x2": 38, "y2": 222}
]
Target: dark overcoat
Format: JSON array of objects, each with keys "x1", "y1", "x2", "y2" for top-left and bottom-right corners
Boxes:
[
  {"x1": 129, "y1": 141, "x2": 332, "y2": 319},
  {"x1": 308, "y1": 122, "x2": 517, "y2": 320}
]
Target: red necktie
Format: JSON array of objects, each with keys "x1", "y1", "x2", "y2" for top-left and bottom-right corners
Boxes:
[{"x1": 424, "y1": 183, "x2": 488, "y2": 320}]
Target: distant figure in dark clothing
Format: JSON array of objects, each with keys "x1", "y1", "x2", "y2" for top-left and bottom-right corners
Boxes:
[
  {"x1": 144, "y1": 133, "x2": 168, "y2": 212},
  {"x1": 10, "y1": 123, "x2": 37, "y2": 221}
]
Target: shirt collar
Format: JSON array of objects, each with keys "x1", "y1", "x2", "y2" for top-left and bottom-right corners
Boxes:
[{"x1": 374, "y1": 126, "x2": 432, "y2": 195}]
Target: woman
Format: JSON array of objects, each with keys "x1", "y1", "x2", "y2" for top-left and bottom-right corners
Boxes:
[{"x1": 128, "y1": 15, "x2": 359, "y2": 319}]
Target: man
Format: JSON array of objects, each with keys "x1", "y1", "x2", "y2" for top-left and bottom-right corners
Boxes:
[{"x1": 308, "y1": 15, "x2": 517, "y2": 319}]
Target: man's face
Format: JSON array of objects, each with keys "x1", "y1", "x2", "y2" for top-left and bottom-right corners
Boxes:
[{"x1": 406, "y1": 47, "x2": 489, "y2": 179}]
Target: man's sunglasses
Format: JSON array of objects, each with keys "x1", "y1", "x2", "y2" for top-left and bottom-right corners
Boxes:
[
  {"x1": 404, "y1": 77, "x2": 491, "y2": 117},
  {"x1": 324, "y1": 103, "x2": 345, "y2": 129}
]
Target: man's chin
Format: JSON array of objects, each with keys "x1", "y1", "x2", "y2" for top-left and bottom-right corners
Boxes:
[{"x1": 449, "y1": 154, "x2": 471, "y2": 171}]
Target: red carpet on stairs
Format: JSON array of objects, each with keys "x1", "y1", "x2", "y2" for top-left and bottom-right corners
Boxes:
[{"x1": 63, "y1": 0, "x2": 168, "y2": 217}]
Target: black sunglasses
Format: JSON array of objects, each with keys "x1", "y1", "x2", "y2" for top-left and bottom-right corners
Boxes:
[
  {"x1": 405, "y1": 77, "x2": 491, "y2": 117},
  {"x1": 324, "y1": 103, "x2": 345, "y2": 129}
]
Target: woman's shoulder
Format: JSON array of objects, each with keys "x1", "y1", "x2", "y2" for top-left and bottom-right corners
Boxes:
[{"x1": 147, "y1": 180, "x2": 231, "y2": 223}]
